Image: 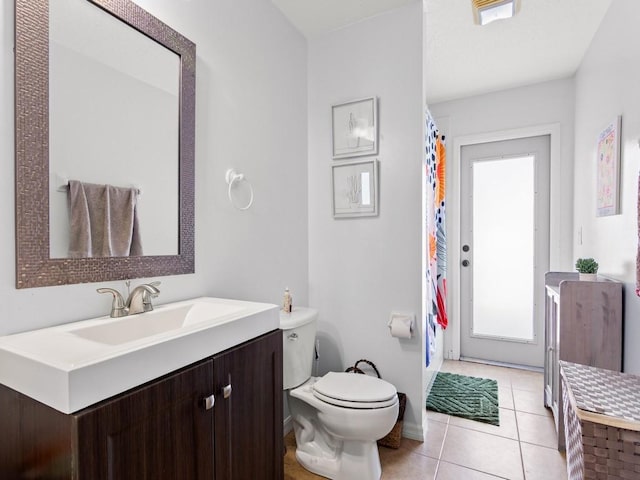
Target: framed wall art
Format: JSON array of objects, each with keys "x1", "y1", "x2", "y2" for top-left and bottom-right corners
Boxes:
[
  {"x1": 332, "y1": 97, "x2": 378, "y2": 159},
  {"x1": 596, "y1": 116, "x2": 621, "y2": 217},
  {"x1": 331, "y1": 159, "x2": 378, "y2": 218}
]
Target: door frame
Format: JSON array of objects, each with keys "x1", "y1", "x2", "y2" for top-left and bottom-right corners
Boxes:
[{"x1": 444, "y1": 123, "x2": 566, "y2": 361}]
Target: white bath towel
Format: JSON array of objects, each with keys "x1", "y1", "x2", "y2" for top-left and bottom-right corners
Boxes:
[{"x1": 68, "y1": 180, "x2": 143, "y2": 258}]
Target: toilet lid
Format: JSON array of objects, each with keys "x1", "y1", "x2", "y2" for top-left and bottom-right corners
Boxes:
[{"x1": 312, "y1": 372, "x2": 397, "y2": 409}]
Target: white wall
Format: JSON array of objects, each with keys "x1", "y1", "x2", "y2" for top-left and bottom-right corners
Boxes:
[
  {"x1": 429, "y1": 78, "x2": 576, "y2": 360},
  {"x1": 0, "y1": 0, "x2": 308, "y2": 335},
  {"x1": 573, "y1": 0, "x2": 640, "y2": 373},
  {"x1": 308, "y1": 3, "x2": 426, "y2": 439}
]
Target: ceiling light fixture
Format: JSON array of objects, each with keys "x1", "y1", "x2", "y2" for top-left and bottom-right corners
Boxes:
[{"x1": 471, "y1": 0, "x2": 520, "y2": 26}]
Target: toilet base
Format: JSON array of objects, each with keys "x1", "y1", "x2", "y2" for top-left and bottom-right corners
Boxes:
[
  {"x1": 287, "y1": 377, "x2": 397, "y2": 480},
  {"x1": 296, "y1": 439, "x2": 382, "y2": 480}
]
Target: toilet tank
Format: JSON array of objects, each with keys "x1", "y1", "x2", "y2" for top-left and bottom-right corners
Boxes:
[{"x1": 280, "y1": 307, "x2": 318, "y2": 390}]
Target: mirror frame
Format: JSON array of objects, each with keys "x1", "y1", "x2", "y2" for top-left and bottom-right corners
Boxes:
[{"x1": 15, "y1": 0, "x2": 195, "y2": 288}]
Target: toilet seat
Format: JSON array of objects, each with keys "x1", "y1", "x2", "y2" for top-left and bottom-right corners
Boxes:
[
  {"x1": 312, "y1": 372, "x2": 398, "y2": 409},
  {"x1": 313, "y1": 390, "x2": 398, "y2": 409}
]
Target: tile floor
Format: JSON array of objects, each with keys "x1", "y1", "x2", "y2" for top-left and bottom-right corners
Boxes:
[{"x1": 284, "y1": 360, "x2": 567, "y2": 479}]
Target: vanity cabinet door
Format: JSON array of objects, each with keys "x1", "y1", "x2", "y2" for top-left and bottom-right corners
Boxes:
[
  {"x1": 213, "y1": 329, "x2": 283, "y2": 480},
  {"x1": 74, "y1": 360, "x2": 215, "y2": 480}
]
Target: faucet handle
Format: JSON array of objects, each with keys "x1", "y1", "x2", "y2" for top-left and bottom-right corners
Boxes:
[
  {"x1": 141, "y1": 282, "x2": 161, "y2": 312},
  {"x1": 144, "y1": 281, "x2": 161, "y2": 299},
  {"x1": 97, "y1": 288, "x2": 128, "y2": 318}
]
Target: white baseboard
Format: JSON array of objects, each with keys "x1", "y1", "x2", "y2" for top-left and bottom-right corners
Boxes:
[
  {"x1": 401, "y1": 418, "x2": 426, "y2": 442},
  {"x1": 283, "y1": 414, "x2": 293, "y2": 436}
]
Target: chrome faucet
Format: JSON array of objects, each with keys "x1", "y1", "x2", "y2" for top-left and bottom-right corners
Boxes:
[{"x1": 97, "y1": 281, "x2": 161, "y2": 318}]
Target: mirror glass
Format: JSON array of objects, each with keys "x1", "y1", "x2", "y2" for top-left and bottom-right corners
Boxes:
[
  {"x1": 14, "y1": 0, "x2": 195, "y2": 288},
  {"x1": 49, "y1": 0, "x2": 179, "y2": 258}
]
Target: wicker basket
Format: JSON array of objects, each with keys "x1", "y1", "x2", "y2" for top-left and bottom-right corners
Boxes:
[
  {"x1": 562, "y1": 367, "x2": 640, "y2": 480},
  {"x1": 344, "y1": 360, "x2": 407, "y2": 449},
  {"x1": 378, "y1": 392, "x2": 407, "y2": 449}
]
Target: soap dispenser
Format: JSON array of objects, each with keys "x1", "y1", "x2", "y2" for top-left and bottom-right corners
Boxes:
[{"x1": 283, "y1": 288, "x2": 293, "y2": 313}]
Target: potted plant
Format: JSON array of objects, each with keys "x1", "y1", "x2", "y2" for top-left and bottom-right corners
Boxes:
[{"x1": 575, "y1": 258, "x2": 598, "y2": 281}]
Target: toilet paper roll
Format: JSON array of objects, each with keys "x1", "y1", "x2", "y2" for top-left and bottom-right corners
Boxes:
[{"x1": 388, "y1": 315, "x2": 413, "y2": 339}]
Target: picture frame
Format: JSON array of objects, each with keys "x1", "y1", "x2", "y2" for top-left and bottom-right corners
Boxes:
[
  {"x1": 331, "y1": 159, "x2": 378, "y2": 218},
  {"x1": 332, "y1": 97, "x2": 378, "y2": 159},
  {"x1": 596, "y1": 116, "x2": 621, "y2": 217}
]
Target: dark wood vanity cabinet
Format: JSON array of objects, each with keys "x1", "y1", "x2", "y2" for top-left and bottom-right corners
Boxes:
[
  {"x1": 75, "y1": 359, "x2": 216, "y2": 479},
  {"x1": 213, "y1": 329, "x2": 283, "y2": 480},
  {"x1": 0, "y1": 329, "x2": 283, "y2": 480}
]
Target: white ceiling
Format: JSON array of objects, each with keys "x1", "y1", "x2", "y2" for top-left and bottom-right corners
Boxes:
[
  {"x1": 271, "y1": 0, "x2": 417, "y2": 38},
  {"x1": 425, "y1": 0, "x2": 612, "y2": 103},
  {"x1": 272, "y1": 0, "x2": 613, "y2": 104}
]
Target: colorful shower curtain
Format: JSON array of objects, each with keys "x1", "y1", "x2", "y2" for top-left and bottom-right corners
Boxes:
[{"x1": 425, "y1": 110, "x2": 448, "y2": 366}]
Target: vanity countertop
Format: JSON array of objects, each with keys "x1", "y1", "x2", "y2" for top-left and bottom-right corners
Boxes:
[{"x1": 0, "y1": 297, "x2": 278, "y2": 414}]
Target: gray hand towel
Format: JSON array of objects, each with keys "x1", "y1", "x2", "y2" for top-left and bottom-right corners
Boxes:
[{"x1": 68, "y1": 180, "x2": 143, "y2": 258}]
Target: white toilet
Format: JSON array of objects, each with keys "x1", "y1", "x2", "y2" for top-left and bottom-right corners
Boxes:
[{"x1": 281, "y1": 307, "x2": 399, "y2": 480}]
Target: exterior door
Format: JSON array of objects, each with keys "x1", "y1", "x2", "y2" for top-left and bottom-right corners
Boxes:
[{"x1": 460, "y1": 135, "x2": 550, "y2": 367}]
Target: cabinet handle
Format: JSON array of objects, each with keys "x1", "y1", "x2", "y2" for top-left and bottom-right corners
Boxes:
[
  {"x1": 288, "y1": 333, "x2": 298, "y2": 341},
  {"x1": 223, "y1": 383, "x2": 232, "y2": 399},
  {"x1": 204, "y1": 394, "x2": 215, "y2": 410},
  {"x1": 223, "y1": 373, "x2": 232, "y2": 399}
]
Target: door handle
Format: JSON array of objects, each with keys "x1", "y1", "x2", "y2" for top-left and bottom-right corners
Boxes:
[
  {"x1": 204, "y1": 394, "x2": 215, "y2": 410},
  {"x1": 462, "y1": 259, "x2": 470, "y2": 267},
  {"x1": 462, "y1": 244, "x2": 470, "y2": 252}
]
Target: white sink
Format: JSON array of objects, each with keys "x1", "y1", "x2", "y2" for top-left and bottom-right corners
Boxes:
[
  {"x1": 70, "y1": 301, "x2": 245, "y2": 345},
  {"x1": 0, "y1": 297, "x2": 278, "y2": 414}
]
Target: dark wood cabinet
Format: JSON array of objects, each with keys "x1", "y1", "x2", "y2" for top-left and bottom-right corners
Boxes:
[
  {"x1": 76, "y1": 359, "x2": 215, "y2": 479},
  {"x1": 213, "y1": 329, "x2": 283, "y2": 480},
  {"x1": 0, "y1": 329, "x2": 283, "y2": 480}
]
